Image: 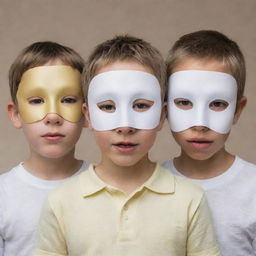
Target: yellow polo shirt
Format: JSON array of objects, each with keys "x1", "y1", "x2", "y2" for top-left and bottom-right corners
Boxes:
[{"x1": 34, "y1": 164, "x2": 220, "y2": 256}]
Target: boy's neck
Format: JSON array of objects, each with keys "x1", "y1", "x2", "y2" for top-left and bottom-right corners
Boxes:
[
  {"x1": 174, "y1": 148, "x2": 235, "y2": 179},
  {"x1": 23, "y1": 150, "x2": 83, "y2": 180},
  {"x1": 94, "y1": 154, "x2": 156, "y2": 195}
]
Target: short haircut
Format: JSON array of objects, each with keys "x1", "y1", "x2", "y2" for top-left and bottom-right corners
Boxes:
[
  {"x1": 83, "y1": 35, "x2": 166, "y2": 101},
  {"x1": 9, "y1": 41, "x2": 85, "y2": 103},
  {"x1": 166, "y1": 30, "x2": 246, "y2": 101}
]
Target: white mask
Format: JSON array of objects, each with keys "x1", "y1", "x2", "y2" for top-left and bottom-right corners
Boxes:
[
  {"x1": 88, "y1": 70, "x2": 162, "y2": 131},
  {"x1": 168, "y1": 70, "x2": 237, "y2": 134}
]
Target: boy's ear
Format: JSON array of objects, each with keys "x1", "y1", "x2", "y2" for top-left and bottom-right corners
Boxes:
[
  {"x1": 7, "y1": 101, "x2": 22, "y2": 129},
  {"x1": 156, "y1": 103, "x2": 167, "y2": 131},
  {"x1": 233, "y1": 96, "x2": 247, "y2": 125},
  {"x1": 81, "y1": 105, "x2": 87, "y2": 128},
  {"x1": 82, "y1": 103, "x2": 93, "y2": 130}
]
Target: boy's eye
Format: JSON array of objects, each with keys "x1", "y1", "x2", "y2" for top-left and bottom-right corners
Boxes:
[
  {"x1": 209, "y1": 100, "x2": 228, "y2": 111},
  {"x1": 133, "y1": 99, "x2": 153, "y2": 112},
  {"x1": 28, "y1": 97, "x2": 44, "y2": 105},
  {"x1": 174, "y1": 98, "x2": 193, "y2": 110},
  {"x1": 61, "y1": 97, "x2": 77, "y2": 104},
  {"x1": 97, "y1": 100, "x2": 116, "y2": 113}
]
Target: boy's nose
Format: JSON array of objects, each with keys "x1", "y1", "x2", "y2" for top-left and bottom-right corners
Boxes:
[
  {"x1": 43, "y1": 113, "x2": 64, "y2": 125},
  {"x1": 191, "y1": 126, "x2": 209, "y2": 132},
  {"x1": 115, "y1": 126, "x2": 136, "y2": 134}
]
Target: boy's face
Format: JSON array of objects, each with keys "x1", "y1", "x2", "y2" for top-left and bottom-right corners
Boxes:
[
  {"x1": 84, "y1": 61, "x2": 165, "y2": 167},
  {"x1": 8, "y1": 64, "x2": 84, "y2": 159},
  {"x1": 16, "y1": 65, "x2": 84, "y2": 123},
  {"x1": 169, "y1": 57, "x2": 246, "y2": 160}
]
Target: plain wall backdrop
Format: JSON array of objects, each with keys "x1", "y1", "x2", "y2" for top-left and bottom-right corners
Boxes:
[{"x1": 0, "y1": 0, "x2": 255, "y2": 173}]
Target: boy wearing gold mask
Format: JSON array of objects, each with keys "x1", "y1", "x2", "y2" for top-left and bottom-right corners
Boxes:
[{"x1": 0, "y1": 41, "x2": 88, "y2": 256}]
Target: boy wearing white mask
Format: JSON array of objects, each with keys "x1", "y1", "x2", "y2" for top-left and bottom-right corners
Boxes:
[
  {"x1": 163, "y1": 30, "x2": 256, "y2": 256},
  {"x1": 0, "y1": 41, "x2": 88, "y2": 256},
  {"x1": 34, "y1": 35, "x2": 220, "y2": 256}
]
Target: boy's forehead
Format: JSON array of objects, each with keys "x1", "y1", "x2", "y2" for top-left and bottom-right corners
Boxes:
[
  {"x1": 172, "y1": 57, "x2": 232, "y2": 76},
  {"x1": 95, "y1": 61, "x2": 154, "y2": 76},
  {"x1": 42, "y1": 59, "x2": 66, "y2": 66}
]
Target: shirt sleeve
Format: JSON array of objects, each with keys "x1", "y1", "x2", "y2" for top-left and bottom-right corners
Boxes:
[
  {"x1": 187, "y1": 194, "x2": 221, "y2": 256},
  {"x1": 33, "y1": 197, "x2": 67, "y2": 256}
]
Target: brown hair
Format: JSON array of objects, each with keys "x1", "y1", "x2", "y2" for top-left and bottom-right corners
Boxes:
[
  {"x1": 9, "y1": 41, "x2": 85, "y2": 103},
  {"x1": 166, "y1": 30, "x2": 246, "y2": 101},
  {"x1": 83, "y1": 35, "x2": 166, "y2": 101}
]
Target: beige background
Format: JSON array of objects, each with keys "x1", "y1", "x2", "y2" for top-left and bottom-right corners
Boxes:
[{"x1": 0, "y1": 0, "x2": 255, "y2": 173}]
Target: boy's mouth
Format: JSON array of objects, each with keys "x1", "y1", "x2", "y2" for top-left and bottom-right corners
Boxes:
[
  {"x1": 187, "y1": 139, "x2": 213, "y2": 150},
  {"x1": 112, "y1": 142, "x2": 138, "y2": 152},
  {"x1": 42, "y1": 133, "x2": 65, "y2": 141}
]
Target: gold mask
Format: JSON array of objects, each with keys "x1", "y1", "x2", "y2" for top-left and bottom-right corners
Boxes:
[{"x1": 16, "y1": 65, "x2": 83, "y2": 123}]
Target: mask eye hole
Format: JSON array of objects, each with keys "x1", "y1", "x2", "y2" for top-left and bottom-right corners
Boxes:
[
  {"x1": 174, "y1": 98, "x2": 193, "y2": 110},
  {"x1": 209, "y1": 100, "x2": 229, "y2": 111},
  {"x1": 133, "y1": 99, "x2": 154, "y2": 112},
  {"x1": 28, "y1": 97, "x2": 44, "y2": 105},
  {"x1": 97, "y1": 100, "x2": 116, "y2": 113},
  {"x1": 61, "y1": 96, "x2": 77, "y2": 104}
]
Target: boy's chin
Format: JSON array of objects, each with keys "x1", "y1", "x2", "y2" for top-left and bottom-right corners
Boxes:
[
  {"x1": 110, "y1": 155, "x2": 150, "y2": 168},
  {"x1": 185, "y1": 151, "x2": 216, "y2": 161},
  {"x1": 112, "y1": 159, "x2": 141, "y2": 167},
  {"x1": 36, "y1": 148, "x2": 74, "y2": 160}
]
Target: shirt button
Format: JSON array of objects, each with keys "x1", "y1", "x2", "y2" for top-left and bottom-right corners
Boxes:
[
  {"x1": 124, "y1": 205, "x2": 128, "y2": 211},
  {"x1": 125, "y1": 215, "x2": 129, "y2": 220}
]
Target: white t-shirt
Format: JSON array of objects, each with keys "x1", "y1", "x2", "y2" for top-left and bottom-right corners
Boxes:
[
  {"x1": 0, "y1": 161, "x2": 88, "y2": 256},
  {"x1": 162, "y1": 156, "x2": 256, "y2": 256}
]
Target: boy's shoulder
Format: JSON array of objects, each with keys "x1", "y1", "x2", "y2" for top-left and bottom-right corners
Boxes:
[
  {"x1": 0, "y1": 161, "x2": 89, "y2": 193},
  {"x1": 162, "y1": 156, "x2": 256, "y2": 189},
  {"x1": 235, "y1": 156, "x2": 256, "y2": 181},
  {"x1": 0, "y1": 165, "x2": 22, "y2": 208},
  {"x1": 238, "y1": 156, "x2": 256, "y2": 170},
  {"x1": 0, "y1": 164, "x2": 21, "y2": 187}
]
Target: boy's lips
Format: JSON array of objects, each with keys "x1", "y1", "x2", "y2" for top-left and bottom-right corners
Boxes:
[
  {"x1": 41, "y1": 133, "x2": 65, "y2": 141},
  {"x1": 187, "y1": 138, "x2": 213, "y2": 150},
  {"x1": 112, "y1": 141, "x2": 138, "y2": 153}
]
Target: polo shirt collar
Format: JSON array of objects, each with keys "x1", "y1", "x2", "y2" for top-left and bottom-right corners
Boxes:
[
  {"x1": 79, "y1": 163, "x2": 176, "y2": 197},
  {"x1": 143, "y1": 163, "x2": 175, "y2": 194},
  {"x1": 79, "y1": 164, "x2": 107, "y2": 197}
]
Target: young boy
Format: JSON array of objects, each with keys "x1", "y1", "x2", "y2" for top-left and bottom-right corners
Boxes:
[
  {"x1": 0, "y1": 41, "x2": 88, "y2": 256},
  {"x1": 163, "y1": 30, "x2": 256, "y2": 255},
  {"x1": 34, "y1": 35, "x2": 220, "y2": 256}
]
